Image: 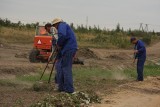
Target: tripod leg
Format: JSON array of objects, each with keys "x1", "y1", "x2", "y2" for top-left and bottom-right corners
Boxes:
[
  {"x1": 40, "y1": 46, "x2": 58, "y2": 81},
  {"x1": 48, "y1": 60, "x2": 56, "y2": 83},
  {"x1": 40, "y1": 61, "x2": 49, "y2": 80}
]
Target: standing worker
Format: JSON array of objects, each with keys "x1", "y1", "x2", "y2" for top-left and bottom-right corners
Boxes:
[
  {"x1": 131, "y1": 37, "x2": 146, "y2": 81},
  {"x1": 52, "y1": 18, "x2": 77, "y2": 93}
]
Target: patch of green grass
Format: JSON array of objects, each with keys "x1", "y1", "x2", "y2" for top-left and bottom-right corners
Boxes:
[
  {"x1": 13, "y1": 64, "x2": 160, "y2": 92},
  {"x1": 144, "y1": 64, "x2": 160, "y2": 76},
  {"x1": 123, "y1": 68, "x2": 136, "y2": 79},
  {"x1": 123, "y1": 64, "x2": 160, "y2": 78},
  {"x1": 15, "y1": 67, "x2": 125, "y2": 92},
  {"x1": 73, "y1": 67, "x2": 126, "y2": 91},
  {"x1": 73, "y1": 67, "x2": 112, "y2": 79},
  {"x1": 17, "y1": 74, "x2": 40, "y2": 82},
  {"x1": 0, "y1": 79, "x2": 18, "y2": 87},
  {"x1": 16, "y1": 68, "x2": 53, "y2": 83},
  {"x1": 17, "y1": 67, "x2": 112, "y2": 82},
  {"x1": 16, "y1": 72, "x2": 53, "y2": 83}
]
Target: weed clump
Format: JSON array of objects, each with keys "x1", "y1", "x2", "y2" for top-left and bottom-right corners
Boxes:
[
  {"x1": 31, "y1": 91, "x2": 101, "y2": 107},
  {"x1": 33, "y1": 82, "x2": 53, "y2": 92}
]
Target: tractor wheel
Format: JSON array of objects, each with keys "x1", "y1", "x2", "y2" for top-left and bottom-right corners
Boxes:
[{"x1": 29, "y1": 49, "x2": 40, "y2": 63}]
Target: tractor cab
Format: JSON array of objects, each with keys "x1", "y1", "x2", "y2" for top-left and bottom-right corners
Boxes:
[
  {"x1": 34, "y1": 26, "x2": 52, "y2": 50},
  {"x1": 29, "y1": 26, "x2": 52, "y2": 62}
]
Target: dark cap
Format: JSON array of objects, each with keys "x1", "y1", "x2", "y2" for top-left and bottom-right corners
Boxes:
[
  {"x1": 44, "y1": 23, "x2": 52, "y2": 30},
  {"x1": 130, "y1": 37, "x2": 136, "y2": 42}
]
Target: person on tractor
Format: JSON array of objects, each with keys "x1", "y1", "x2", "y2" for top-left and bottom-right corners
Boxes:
[{"x1": 51, "y1": 18, "x2": 77, "y2": 93}]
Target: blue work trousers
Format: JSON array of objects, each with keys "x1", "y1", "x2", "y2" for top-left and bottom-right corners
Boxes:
[
  {"x1": 137, "y1": 58, "x2": 146, "y2": 81},
  {"x1": 55, "y1": 60, "x2": 61, "y2": 84},
  {"x1": 56, "y1": 49, "x2": 76, "y2": 93}
]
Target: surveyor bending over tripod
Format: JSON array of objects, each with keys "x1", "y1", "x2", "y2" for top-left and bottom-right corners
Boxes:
[{"x1": 50, "y1": 18, "x2": 77, "y2": 93}]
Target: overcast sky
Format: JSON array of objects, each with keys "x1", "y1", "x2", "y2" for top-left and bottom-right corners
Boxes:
[{"x1": 0, "y1": 0, "x2": 160, "y2": 31}]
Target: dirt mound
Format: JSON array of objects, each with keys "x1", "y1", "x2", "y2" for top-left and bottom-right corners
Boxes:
[
  {"x1": 105, "y1": 52, "x2": 131, "y2": 60},
  {"x1": 77, "y1": 48, "x2": 98, "y2": 59},
  {"x1": 107, "y1": 54, "x2": 124, "y2": 60}
]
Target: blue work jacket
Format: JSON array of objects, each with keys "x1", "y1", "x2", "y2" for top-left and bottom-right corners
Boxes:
[
  {"x1": 134, "y1": 40, "x2": 146, "y2": 59},
  {"x1": 55, "y1": 22, "x2": 78, "y2": 55}
]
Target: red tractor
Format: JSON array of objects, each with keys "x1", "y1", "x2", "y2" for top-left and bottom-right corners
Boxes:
[
  {"x1": 29, "y1": 25, "x2": 84, "y2": 64},
  {"x1": 29, "y1": 25, "x2": 52, "y2": 62}
]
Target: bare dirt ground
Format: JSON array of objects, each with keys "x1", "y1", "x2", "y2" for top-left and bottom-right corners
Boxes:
[
  {"x1": 93, "y1": 76, "x2": 160, "y2": 107},
  {"x1": 0, "y1": 42, "x2": 160, "y2": 107}
]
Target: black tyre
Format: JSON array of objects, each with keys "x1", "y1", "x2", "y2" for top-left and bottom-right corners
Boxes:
[{"x1": 29, "y1": 49, "x2": 40, "y2": 63}]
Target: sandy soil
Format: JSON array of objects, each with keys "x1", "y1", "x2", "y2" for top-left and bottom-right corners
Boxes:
[{"x1": 93, "y1": 76, "x2": 160, "y2": 107}]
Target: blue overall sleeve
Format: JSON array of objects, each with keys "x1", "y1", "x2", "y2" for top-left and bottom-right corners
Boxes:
[
  {"x1": 138, "y1": 41, "x2": 145, "y2": 53},
  {"x1": 57, "y1": 23, "x2": 69, "y2": 47},
  {"x1": 134, "y1": 45, "x2": 138, "y2": 59}
]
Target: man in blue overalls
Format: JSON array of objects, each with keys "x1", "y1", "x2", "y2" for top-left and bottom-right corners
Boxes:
[
  {"x1": 131, "y1": 37, "x2": 146, "y2": 81},
  {"x1": 52, "y1": 18, "x2": 77, "y2": 93}
]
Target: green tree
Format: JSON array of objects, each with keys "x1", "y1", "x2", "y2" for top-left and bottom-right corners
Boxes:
[{"x1": 116, "y1": 23, "x2": 121, "y2": 32}]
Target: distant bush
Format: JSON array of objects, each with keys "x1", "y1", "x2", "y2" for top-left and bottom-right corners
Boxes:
[
  {"x1": 0, "y1": 18, "x2": 38, "y2": 29},
  {"x1": 142, "y1": 36, "x2": 151, "y2": 45},
  {"x1": 90, "y1": 32, "x2": 131, "y2": 49}
]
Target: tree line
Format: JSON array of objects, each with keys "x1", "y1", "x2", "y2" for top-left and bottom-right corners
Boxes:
[
  {"x1": 0, "y1": 18, "x2": 38, "y2": 29},
  {"x1": 0, "y1": 18, "x2": 159, "y2": 37}
]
